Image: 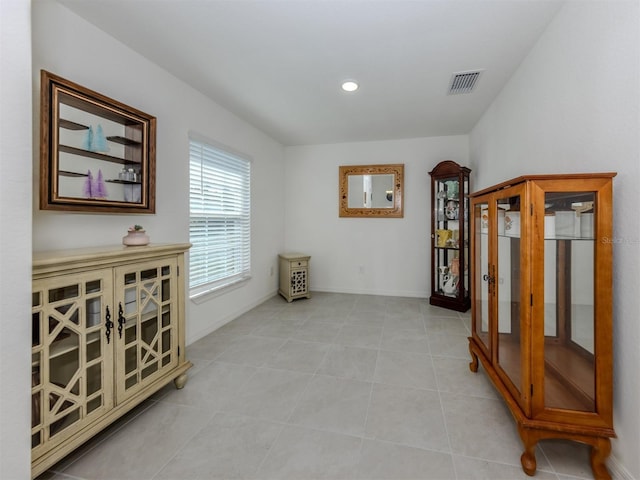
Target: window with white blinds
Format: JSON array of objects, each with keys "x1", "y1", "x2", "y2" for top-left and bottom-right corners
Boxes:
[{"x1": 189, "y1": 136, "x2": 251, "y2": 298}]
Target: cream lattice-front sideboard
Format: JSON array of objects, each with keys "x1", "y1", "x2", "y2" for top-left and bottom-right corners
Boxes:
[{"x1": 31, "y1": 243, "x2": 192, "y2": 478}]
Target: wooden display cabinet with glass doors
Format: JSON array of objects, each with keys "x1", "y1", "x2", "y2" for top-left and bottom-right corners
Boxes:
[
  {"x1": 429, "y1": 160, "x2": 471, "y2": 311},
  {"x1": 468, "y1": 173, "x2": 616, "y2": 479}
]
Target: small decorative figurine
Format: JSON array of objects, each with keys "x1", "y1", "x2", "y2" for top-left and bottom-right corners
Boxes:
[
  {"x1": 83, "y1": 170, "x2": 93, "y2": 198},
  {"x1": 91, "y1": 124, "x2": 109, "y2": 152},
  {"x1": 93, "y1": 169, "x2": 108, "y2": 199},
  {"x1": 82, "y1": 126, "x2": 93, "y2": 151}
]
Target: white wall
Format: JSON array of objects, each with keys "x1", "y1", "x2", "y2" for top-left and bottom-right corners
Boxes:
[
  {"x1": 31, "y1": 1, "x2": 286, "y2": 344},
  {"x1": 470, "y1": 2, "x2": 640, "y2": 478},
  {"x1": 284, "y1": 136, "x2": 469, "y2": 297},
  {"x1": 0, "y1": 1, "x2": 33, "y2": 477}
]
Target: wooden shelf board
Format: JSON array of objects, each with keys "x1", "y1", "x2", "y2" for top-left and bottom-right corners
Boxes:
[
  {"x1": 544, "y1": 342, "x2": 594, "y2": 410},
  {"x1": 59, "y1": 119, "x2": 88, "y2": 131},
  {"x1": 106, "y1": 136, "x2": 141, "y2": 146},
  {"x1": 59, "y1": 144, "x2": 141, "y2": 165},
  {"x1": 498, "y1": 338, "x2": 595, "y2": 412},
  {"x1": 58, "y1": 170, "x2": 88, "y2": 178},
  {"x1": 32, "y1": 335, "x2": 101, "y2": 366},
  {"x1": 106, "y1": 179, "x2": 141, "y2": 185}
]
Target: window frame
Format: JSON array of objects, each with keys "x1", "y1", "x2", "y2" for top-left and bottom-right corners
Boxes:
[{"x1": 188, "y1": 133, "x2": 251, "y2": 301}]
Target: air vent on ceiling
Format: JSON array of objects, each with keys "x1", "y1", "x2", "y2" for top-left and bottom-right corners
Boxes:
[{"x1": 448, "y1": 70, "x2": 483, "y2": 95}]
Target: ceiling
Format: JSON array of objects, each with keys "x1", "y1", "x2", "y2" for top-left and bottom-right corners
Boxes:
[{"x1": 56, "y1": 0, "x2": 564, "y2": 146}]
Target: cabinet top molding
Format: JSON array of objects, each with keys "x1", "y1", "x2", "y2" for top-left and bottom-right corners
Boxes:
[
  {"x1": 33, "y1": 243, "x2": 192, "y2": 276},
  {"x1": 470, "y1": 172, "x2": 616, "y2": 198},
  {"x1": 428, "y1": 159, "x2": 471, "y2": 176}
]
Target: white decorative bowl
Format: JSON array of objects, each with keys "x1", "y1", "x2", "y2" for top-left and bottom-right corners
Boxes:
[{"x1": 123, "y1": 231, "x2": 149, "y2": 246}]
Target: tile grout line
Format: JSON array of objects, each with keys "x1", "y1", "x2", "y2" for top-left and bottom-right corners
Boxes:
[
  {"x1": 428, "y1": 309, "x2": 461, "y2": 480},
  {"x1": 148, "y1": 407, "x2": 220, "y2": 480}
]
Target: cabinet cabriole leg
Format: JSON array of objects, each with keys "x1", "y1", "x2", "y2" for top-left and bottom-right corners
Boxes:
[
  {"x1": 520, "y1": 449, "x2": 537, "y2": 476},
  {"x1": 468, "y1": 342, "x2": 479, "y2": 373},
  {"x1": 517, "y1": 425, "x2": 537, "y2": 476},
  {"x1": 590, "y1": 438, "x2": 612, "y2": 480},
  {"x1": 173, "y1": 373, "x2": 188, "y2": 389}
]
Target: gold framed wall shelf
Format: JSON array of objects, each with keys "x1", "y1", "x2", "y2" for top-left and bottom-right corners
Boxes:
[
  {"x1": 40, "y1": 70, "x2": 156, "y2": 213},
  {"x1": 339, "y1": 164, "x2": 404, "y2": 218}
]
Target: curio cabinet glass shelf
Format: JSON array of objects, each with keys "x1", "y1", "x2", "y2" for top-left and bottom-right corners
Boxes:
[
  {"x1": 468, "y1": 173, "x2": 616, "y2": 479},
  {"x1": 429, "y1": 160, "x2": 471, "y2": 312}
]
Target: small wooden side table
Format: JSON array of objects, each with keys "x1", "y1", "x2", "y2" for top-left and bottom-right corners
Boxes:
[{"x1": 278, "y1": 253, "x2": 311, "y2": 302}]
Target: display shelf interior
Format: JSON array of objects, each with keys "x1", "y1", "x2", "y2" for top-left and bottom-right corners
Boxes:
[
  {"x1": 544, "y1": 235, "x2": 595, "y2": 241},
  {"x1": 59, "y1": 119, "x2": 88, "y2": 131},
  {"x1": 59, "y1": 170, "x2": 141, "y2": 185},
  {"x1": 106, "y1": 136, "x2": 141, "y2": 146},
  {"x1": 544, "y1": 342, "x2": 594, "y2": 410},
  {"x1": 106, "y1": 179, "x2": 141, "y2": 185},
  {"x1": 58, "y1": 170, "x2": 88, "y2": 178},
  {"x1": 496, "y1": 234, "x2": 596, "y2": 241},
  {"x1": 137, "y1": 308, "x2": 170, "y2": 325},
  {"x1": 499, "y1": 340, "x2": 593, "y2": 411},
  {"x1": 59, "y1": 144, "x2": 141, "y2": 165},
  {"x1": 32, "y1": 334, "x2": 101, "y2": 366}
]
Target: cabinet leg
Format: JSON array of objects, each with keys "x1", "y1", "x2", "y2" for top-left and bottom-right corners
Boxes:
[
  {"x1": 468, "y1": 342, "x2": 479, "y2": 373},
  {"x1": 590, "y1": 437, "x2": 612, "y2": 480},
  {"x1": 517, "y1": 425, "x2": 538, "y2": 476},
  {"x1": 173, "y1": 373, "x2": 188, "y2": 390}
]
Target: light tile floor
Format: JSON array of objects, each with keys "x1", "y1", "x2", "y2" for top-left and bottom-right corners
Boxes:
[{"x1": 40, "y1": 293, "x2": 598, "y2": 480}]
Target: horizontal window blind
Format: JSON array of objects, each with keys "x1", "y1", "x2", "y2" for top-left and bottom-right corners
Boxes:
[{"x1": 189, "y1": 138, "x2": 250, "y2": 296}]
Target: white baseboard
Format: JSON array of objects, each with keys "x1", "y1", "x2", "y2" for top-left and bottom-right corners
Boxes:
[
  {"x1": 609, "y1": 455, "x2": 636, "y2": 480},
  {"x1": 312, "y1": 286, "x2": 428, "y2": 299},
  {"x1": 186, "y1": 290, "x2": 278, "y2": 344}
]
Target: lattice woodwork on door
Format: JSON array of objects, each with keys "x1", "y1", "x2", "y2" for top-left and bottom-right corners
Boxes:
[
  {"x1": 119, "y1": 261, "x2": 177, "y2": 401},
  {"x1": 31, "y1": 273, "x2": 111, "y2": 453},
  {"x1": 290, "y1": 269, "x2": 307, "y2": 296}
]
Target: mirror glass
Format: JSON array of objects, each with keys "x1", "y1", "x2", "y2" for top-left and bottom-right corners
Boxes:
[
  {"x1": 347, "y1": 174, "x2": 394, "y2": 208},
  {"x1": 339, "y1": 164, "x2": 403, "y2": 217}
]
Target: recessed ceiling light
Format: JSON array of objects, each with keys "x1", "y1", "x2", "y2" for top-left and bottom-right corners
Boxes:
[{"x1": 341, "y1": 81, "x2": 359, "y2": 92}]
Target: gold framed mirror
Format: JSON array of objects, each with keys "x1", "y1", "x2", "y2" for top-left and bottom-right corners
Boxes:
[{"x1": 339, "y1": 164, "x2": 404, "y2": 217}]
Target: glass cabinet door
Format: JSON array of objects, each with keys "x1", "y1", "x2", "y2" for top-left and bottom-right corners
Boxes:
[
  {"x1": 494, "y1": 189, "x2": 527, "y2": 409},
  {"x1": 32, "y1": 270, "x2": 114, "y2": 455},
  {"x1": 429, "y1": 160, "x2": 471, "y2": 311},
  {"x1": 471, "y1": 187, "x2": 529, "y2": 412},
  {"x1": 542, "y1": 191, "x2": 596, "y2": 412},
  {"x1": 114, "y1": 258, "x2": 178, "y2": 403},
  {"x1": 462, "y1": 176, "x2": 470, "y2": 298},
  {"x1": 472, "y1": 199, "x2": 490, "y2": 355},
  {"x1": 434, "y1": 175, "x2": 462, "y2": 296}
]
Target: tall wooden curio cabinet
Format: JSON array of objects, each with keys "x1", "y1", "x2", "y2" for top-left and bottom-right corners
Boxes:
[
  {"x1": 468, "y1": 173, "x2": 616, "y2": 479},
  {"x1": 429, "y1": 160, "x2": 471, "y2": 311}
]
